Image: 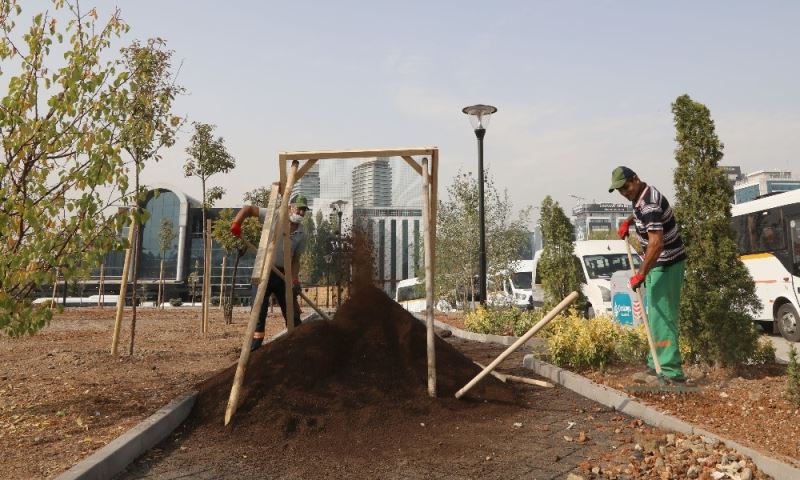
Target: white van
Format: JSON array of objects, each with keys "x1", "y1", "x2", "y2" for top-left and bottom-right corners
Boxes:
[
  {"x1": 395, "y1": 278, "x2": 453, "y2": 313},
  {"x1": 501, "y1": 260, "x2": 543, "y2": 309},
  {"x1": 394, "y1": 278, "x2": 427, "y2": 313},
  {"x1": 531, "y1": 240, "x2": 641, "y2": 317}
]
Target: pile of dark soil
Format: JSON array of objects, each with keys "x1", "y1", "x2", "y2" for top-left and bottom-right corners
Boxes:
[{"x1": 189, "y1": 286, "x2": 515, "y2": 437}]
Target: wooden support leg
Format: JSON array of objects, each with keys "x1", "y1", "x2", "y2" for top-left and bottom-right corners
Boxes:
[{"x1": 455, "y1": 291, "x2": 578, "y2": 399}]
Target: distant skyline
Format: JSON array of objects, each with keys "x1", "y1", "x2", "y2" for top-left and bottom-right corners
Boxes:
[{"x1": 36, "y1": 1, "x2": 800, "y2": 226}]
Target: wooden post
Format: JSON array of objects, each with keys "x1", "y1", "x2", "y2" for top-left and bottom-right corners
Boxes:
[
  {"x1": 430, "y1": 151, "x2": 438, "y2": 290},
  {"x1": 218, "y1": 255, "x2": 227, "y2": 310},
  {"x1": 283, "y1": 161, "x2": 300, "y2": 332},
  {"x1": 98, "y1": 263, "x2": 105, "y2": 308},
  {"x1": 225, "y1": 164, "x2": 298, "y2": 426},
  {"x1": 473, "y1": 362, "x2": 554, "y2": 388},
  {"x1": 111, "y1": 214, "x2": 136, "y2": 355},
  {"x1": 50, "y1": 268, "x2": 59, "y2": 310},
  {"x1": 455, "y1": 291, "x2": 579, "y2": 399},
  {"x1": 421, "y1": 158, "x2": 436, "y2": 397}
]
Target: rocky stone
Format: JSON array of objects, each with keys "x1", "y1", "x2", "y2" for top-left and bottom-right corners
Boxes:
[
  {"x1": 566, "y1": 474, "x2": 584, "y2": 480},
  {"x1": 686, "y1": 465, "x2": 699, "y2": 478},
  {"x1": 740, "y1": 467, "x2": 753, "y2": 480}
]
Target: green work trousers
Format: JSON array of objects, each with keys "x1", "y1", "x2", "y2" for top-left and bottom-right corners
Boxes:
[{"x1": 644, "y1": 259, "x2": 686, "y2": 380}]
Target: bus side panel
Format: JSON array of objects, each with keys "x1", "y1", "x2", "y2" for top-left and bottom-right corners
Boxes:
[{"x1": 742, "y1": 254, "x2": 796, "y2": 321}]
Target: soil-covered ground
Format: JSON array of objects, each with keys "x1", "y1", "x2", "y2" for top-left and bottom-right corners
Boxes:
[
  {"x1": 0, "y1": 304, "x2": 287, "y2": 479},
  {"x1": 435, "y1": 314, "x2": 800, "y2": 470},
  {"x1": 0, "y1": 295, "x2": 782, "y2": 480}
]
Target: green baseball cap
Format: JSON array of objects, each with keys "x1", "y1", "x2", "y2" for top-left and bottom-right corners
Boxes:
[
  {"x1": 608, "y1": 166, "x2": 636, "y2": 192},
  {"x1": 291, "y1": 194, "x2": 309, "y2": 210}
]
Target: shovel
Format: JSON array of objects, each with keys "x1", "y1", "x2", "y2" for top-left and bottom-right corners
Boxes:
[{"x1": 623, "y1": 234, "x2": 698, "y2": 394}]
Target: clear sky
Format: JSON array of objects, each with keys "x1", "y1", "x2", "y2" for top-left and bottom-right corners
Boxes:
[{"x1": 86, "y1": 1, "x2": 799, "y2": 225}]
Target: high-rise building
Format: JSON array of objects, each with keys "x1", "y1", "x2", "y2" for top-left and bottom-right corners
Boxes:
[
  {"x1": 352, "y1": 158, "x2": 392, "y2": 207},
  {"x1": 733, "y1": 170, "x2": 800, "y2": 204},
  {"x1": 292, "y1": 163, "x2": 320, "y2": 201},
  {"x1": 572, "y1": 203, "x2": 632, "y2": 240}
]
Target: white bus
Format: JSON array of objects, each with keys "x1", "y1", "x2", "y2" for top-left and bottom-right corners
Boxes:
[{"x1": 731, "y1": 189, "x2": 800, "y2": 341}]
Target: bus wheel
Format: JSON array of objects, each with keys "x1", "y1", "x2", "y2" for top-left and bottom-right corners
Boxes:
[{"x1": 776, "y1": 303, "x2": 800, "y2": 342}]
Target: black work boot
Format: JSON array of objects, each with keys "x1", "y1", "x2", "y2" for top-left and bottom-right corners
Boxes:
[{"x1": 250, "y1": 336, "x2": 264, "y2": 352}]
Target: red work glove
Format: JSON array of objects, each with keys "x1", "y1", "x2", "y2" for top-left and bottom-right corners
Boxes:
[
  {"x1": 629, "y1": 273, "x2": 645, "y2": 291},
  {"x1": 617, "y1": 219, "x2": 631, "y2": 239},
  {"x1": 230, "y1": 221, "x2": 241, "y2": 238}
]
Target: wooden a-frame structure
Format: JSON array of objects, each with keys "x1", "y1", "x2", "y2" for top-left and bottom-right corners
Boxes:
[{"x1": 224, "y1": 147, "x2": 439, "y2": 425}]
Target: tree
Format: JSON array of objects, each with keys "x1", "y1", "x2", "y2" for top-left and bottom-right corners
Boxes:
[
  {"x1": 298, "y1": 212, "x2": 319, "y2": 284},
  {"x1": 0, "y1": 2, "x2": 132, "y2": 336},
  {"x1": 537, "y1": 196, "x2": 585, "y2": 311},
  {"x1": 435, "y1": 170, "x2": 530, "y2": 308},
  {"x1": 211, "y1": 209, "x2": 260, "y2": 323},
  {"x1": 672, "y1": 94, "x2": 760, "y2": 365},
  {"x1": 188, "y1": 260, "x2": 200, "y2": 306},
  {"x1": 119, "y1": 38, "x2": 183, "y2": 352},
  {"x1": 243, "y1": 186, "x2": 271, "y2": 207},
  {"x1": 314, "y1": 210, "x2": 336, "y2": 288},
  {"x1": 157, "y1": 218, "x2": 176, "y2": 308},
  {"x1": 184, "y1": 122, "x2": 235, "y2": 326}
]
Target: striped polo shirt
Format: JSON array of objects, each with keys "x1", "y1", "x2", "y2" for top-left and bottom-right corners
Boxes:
[{"x1": 632, "y1": 185, "x2": 686, "y2": 266}]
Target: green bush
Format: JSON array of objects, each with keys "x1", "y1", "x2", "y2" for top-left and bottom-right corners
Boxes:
[
  {"x1": 511, "y1": 309, "x2": 544, "y2": 336},
  {"x1": 748, "y1": 336, "x2": 776, "y2": 365},
  {"x1": 786, "y1": 344, "x2": 800, "y2": 406},
  {"x1": 169, "y1": 298, "x2": 183, "y2": 307},
  {"x1": 464, "y1": 306, "x2": 514, "y2": 335},
  {"x1": 464, "y1": 306, "x2": 650, "y2": 371},
  {"x1": 540, "y1": 312, "x2": 649, "y2": 371}
]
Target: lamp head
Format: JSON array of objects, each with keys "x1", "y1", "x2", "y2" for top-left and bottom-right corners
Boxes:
[{"x1": 462, "y1": 104, "x2": 497, "y2": 131}]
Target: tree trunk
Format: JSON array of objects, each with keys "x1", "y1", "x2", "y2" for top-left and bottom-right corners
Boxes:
[
  {"x1": 158, "y1": 258, "x2": 165, "y2": 308},
  {"x1": 226, "y1": 252, "x2": 241, "y2": 324}
]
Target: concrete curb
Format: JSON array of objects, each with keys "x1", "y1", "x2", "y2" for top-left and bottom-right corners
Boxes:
[
  {"x1": 431, "y1": 318, "x2": 800, "y2": 479},
  {"x1": 56, "y1": 391, "x2": 197, "y2": 480},
  {"x1": 56, "y1": 312, "x2": 321, "y2": 480}
]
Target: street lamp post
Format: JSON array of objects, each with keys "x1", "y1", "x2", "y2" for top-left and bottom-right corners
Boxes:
[{"x1": 462, "y1": 104, "x2": 497, "y2": 306}]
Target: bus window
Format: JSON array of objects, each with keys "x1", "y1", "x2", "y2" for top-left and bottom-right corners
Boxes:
[
  {"x1": 744, "y1": 209, "x2": 786, "y2": 253},
  {"x1": 791, "y1": 218, "x2": 800, "y2": 275}
]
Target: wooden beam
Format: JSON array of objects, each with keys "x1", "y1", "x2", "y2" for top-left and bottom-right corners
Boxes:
[
  {"x1": 455, "y1": 292, "x2": 579, "y2": 399},
  {"x1": 430, "y1": 152, "x2": 438, "y2": 295},
  {"x1": 474, "y1": 362, "x2": 554, "y2": 388},
  {"x1": 111, "y1": 211, "x2": 136, "y2": 355},
  {"x1": 295, "y1": 159, "x2": 318, "y2": 181},
  {"x1": 251, "y1": 184, "x2": 280, "y2": 282},
  {"x1": 421, "y1": 158, "x2": 436, "y2": 398},
  {"x1": 401, "y1": 156, "x2": 422, "y2": 176},
  {"x1": 279, "y1": 147, "x2": 437, "y2": 161},
  {"x1": 282, "y1": 160, "x2": 300, "y2": 333},
  {"x1": 225, "y1": 165, "x2": 299, "y2": 426}
]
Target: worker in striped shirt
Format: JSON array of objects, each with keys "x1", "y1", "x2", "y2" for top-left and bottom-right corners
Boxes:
[{"x1": 609, "y1": 166, "x2": 688, "y2": 383}]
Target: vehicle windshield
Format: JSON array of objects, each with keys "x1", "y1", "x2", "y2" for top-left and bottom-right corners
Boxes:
[
  {"x1": 511, "y1": 271, "x2": 532, "y2": 289},
  {"x1": 582, "y1": 254, "x2": 641, "y2": 280},
  {"x1": 396, "y1": 284, "x2": 425, "y2": 302}
]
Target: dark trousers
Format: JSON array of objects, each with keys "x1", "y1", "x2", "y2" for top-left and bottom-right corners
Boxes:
[{"x1": 253, "y1": 270, "x2": 301, "y2": 333}]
